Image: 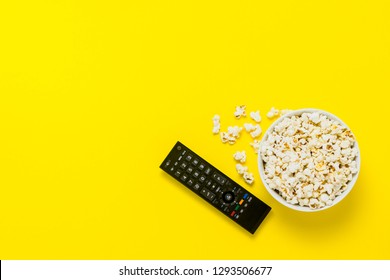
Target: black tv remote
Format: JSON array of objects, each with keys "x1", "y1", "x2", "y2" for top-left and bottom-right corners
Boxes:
[{"x1": 160, "y1": 141, "x2": 271, "y2": 234}]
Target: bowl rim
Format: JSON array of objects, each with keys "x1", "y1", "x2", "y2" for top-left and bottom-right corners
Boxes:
[{"x1": 257, "y1": 108, "x2": 361, "y2": 212}]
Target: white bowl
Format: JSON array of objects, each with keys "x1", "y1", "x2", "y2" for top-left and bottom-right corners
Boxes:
[{"x1": 258, "y1": 109, "x2": 361, "y2": 212}]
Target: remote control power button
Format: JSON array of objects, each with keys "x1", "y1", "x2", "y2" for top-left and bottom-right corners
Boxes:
[{"x1": 222, "y1": 191, "x2": 235, "y2": 203}]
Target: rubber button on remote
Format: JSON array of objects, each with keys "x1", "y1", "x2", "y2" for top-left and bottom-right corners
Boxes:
[
  {"x1": 222, "y1": 191, "x2": 235, "y2": 203},
  {"x1": 192, "y1": 158, "x2": 199, "y2": 166}
]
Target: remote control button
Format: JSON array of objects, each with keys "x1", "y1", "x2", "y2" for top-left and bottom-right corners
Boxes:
[
  {"x1": 175, "y1": 170, "x2": 182, "y2": 177},
  {"x1": 193, "y1": 183, "x2": 201, "y2": 190},
  {"x1": 243, "y1": 193, "x2": 248, "y2": 199},
  {"x1": 210, "y1": 182, "x2": 218, "y2": 191},
  {"x1": 181, "y1": 174, "x2": 189, "y2": 182},
  {"x1": 235, "y1": 205, "x2": 240, "y2": 211},
  {"x1": 192, "y1": 158, "x2": 199, "y2": 166},
  {"x1": 204, "y1": 167, "x2": 212, "y2": 175},
  {"x1": 200, "y1": 188, "x2": 216, "y2": 201},
  {"x1": 207, "y1": 192, "x2": 215, "y2": 201},
  {"x1": 177, "y1": 145, "x2": 182, "y2": 151},
  {"x1": 222, "y1": 191, "x2": 235, "y2": 203},
  {"x1": 185, "y1": 154, "x2": 193, "y2": 161},
  {"x1": 181, "y1": 150, "x2": 187, "y2": 155},
  {"x1": 244, "y1": 203, "x2": 248, "y2": 208},
  {"x1": 169, "y1": 167, "x2": 175, "y2": 172},
  {"x1": 230, "y1": 211, "x2": 236, "y2": 217},
  {"x1": 248, "y1": 196, "x2": 253, "y2": 202},
  {"x1": 180, "y1": 162, "x2": 188, "y2": 169},
  {"x1": 235, "y1": 214, "x2": 240, "y2": 219},
  {"x1": 178, "y1": 156, "x2": 183, "y2": 161},
  {"x1": 239, "y1": 209, "x2": 244, "y2": 214},
  {"x1": 193, "y1": 170, "x2": 200, "y2": 178},
  {"x1": 174, "y1": 161, "x2": 179, "y2": 166},
  {"x1": 198, "y1": 163, "x2": 205, "y2": 170},
  {"x1": 199, "y1": 175, "x2": 206, "y2": 183},
  {"x1": 186, "y1": 166, "x2": 194, "y2": 174},
  {"x1": 164, "y1": 160, "x2": 171, "y2": 167},
  {"x1": 239, "y1": 199, "x2": 244, "y2": 205},
  {"x1": 187, "y1": 178, "x2": 194, "y2": 186},
  {"x1": 212, "y1": 172, "x2": 227, "y2": 185}
]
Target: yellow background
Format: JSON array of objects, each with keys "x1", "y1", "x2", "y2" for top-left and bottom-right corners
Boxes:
[{"x1": 1, "y1": 1, "x2": 389, "y2": 259}]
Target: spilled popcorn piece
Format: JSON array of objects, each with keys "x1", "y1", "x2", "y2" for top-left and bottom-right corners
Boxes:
[
  {"x1": 250, "y1": 110, "x2": 261, "y2": 123},
  {"x1": 233, "y1": 151, "x2": 247, "y2": 163},
  {"x1": 220, "y1": 126, "x2": 242, "y2": 144},
  {"x1": 250, "y1": 124, "x2": 262, "y2": 138},
  {"x1": 243, "y1": 172, "x2": 255, "y2": 185},
  {"x1": 227, "y1": 126, "x2": 242, "y2": 138},
  {"x1": 220, "y1": 132, "x2": 229, "y2": 143},
  {"x1": 244, "y1": 123, "x2": 256, "y2": 132},
  {"x1": 220, "y1": 132, "x2": 236, "y2": 144},
  {"x1": 212, "y1": 114, "x2": 221, "y2": 134},
  {"x1": 236, "y1": 163, "x2": 248, "y2": 175},
  {"x1": 234, "y1": 105, "x2": 246, "y2": 119},
  {"x1": 266, "y1": 107, "x2": 279, "y2": 119},
  {"x1": 244, "y1": 123, "x2": 262, "y2": 138},
  {"x1": 250, "y1": 140, "x2": 261, "y2": 154}
]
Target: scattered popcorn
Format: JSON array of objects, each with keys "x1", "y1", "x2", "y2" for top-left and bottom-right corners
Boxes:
[
  {"x1": 250, "y1": 110, "x2": 261, "y2": 123},
  {"x1": 244, "y1": 123, "x2": 256, "y2": 132},
  {"x1": 250, "y1": 140, "x2": 261, "y2": 153},
  {"x1": 220, "y1": 126, "x2": 242, "y2": 144},
  {"x1": 260, "y1": 112, "x2": 358, "y2": 209},
  {"x1": 236, "y1": 164, "x2": 255, "y2": 185},
  {"x1": 243, "y1": 172, "x2": 255, "y2": 185},
  {"x1": 234, "y1": 105, "x2": 246, "y2": 119},
  {"x1": 236, "y1": 163, "x2": 248, "y2": 175},
  {"x1": 243, "y1": 123, "x2": 262, "y2": 138},
  {"x1": 233, "y1": 151, "x2": 247, "y2": 163},
  {"x1": 266, "y1": 107, "x2": 280, "y2": 119},
  {"x1": 250, "y1": 124, "x2": 262, "y2": 138},
  {"x1": 227, "y1": 126, "x2": 242, "y2": 138},
  {"x1": 212, "y1": 114, "x2": 221, "y2": 134}
]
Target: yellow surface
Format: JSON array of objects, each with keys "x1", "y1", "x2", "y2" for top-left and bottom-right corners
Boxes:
[{"x1": 1, "y1": 1, "x2": 390, "y2": 259}]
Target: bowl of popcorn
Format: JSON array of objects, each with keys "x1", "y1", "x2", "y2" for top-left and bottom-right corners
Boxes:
[{"x1": 258, "y1": 109, "x2": 360, "y2": 211}]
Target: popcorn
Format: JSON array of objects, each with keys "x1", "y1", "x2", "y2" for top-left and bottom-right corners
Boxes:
[
  {"x1": 236, "y1": 163, "x2": 248, "y2": 175},
  {"x1": 250, "y1": 125, "x2": 262, "y2": 138},
  {"x1": 250, "y1": 140, "x2": 261, "y2": 154},
  {"x1": 243, "y1": 172, "x2": 255, "y2": 185},
  {"x1": 227, "y1": 126, "x2": 242, "y2": 138},
  {"x1": 244, "y1": 123, "x2": 256, "y2": 132},
  {"x1": 244, "y1": 123, "x2": 262, "y2": 138},
  {"x1": 233, "y1": 151, "x2": 247, "y2": 163},
  {"x1": 266, "y1": 107, "x2": 279, "y2": 119},
  {"x1": 212, "y1": 114, "x2": 221, "y2": 134},
  {"x1": 220, "y1": 126, "x2": 242, "y2": 144},
  {"x1": 260, "y1": 112, "x2": 358, "y2": 209},
  {"x1": 340, "y1": 140, "x2": 350, "y2": 149},
  {"x1": 236, "y1": 163, "x2": 255, "y2": 185},
  {"x1": 234, "y1": 105, "x2": 246, "y2": 119},
  {"x1": 250, "y1": 110, "x2": 261, "y2": 123}
]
